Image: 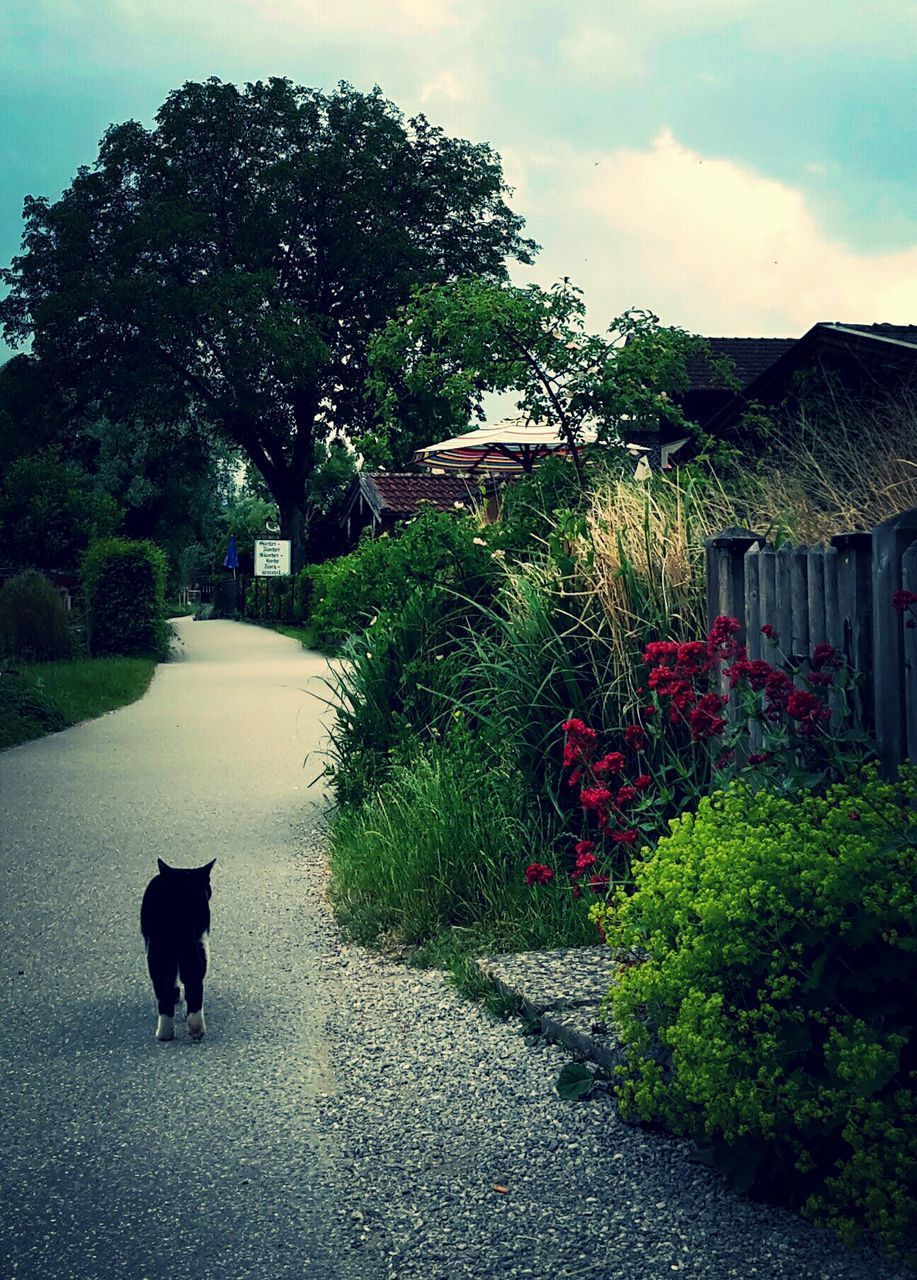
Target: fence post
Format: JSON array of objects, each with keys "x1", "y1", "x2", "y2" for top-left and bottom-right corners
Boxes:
[
  {"x1": 758, "y1": 543, "x2": 777, "y2": 646},
  {"x1": 806, "y1": 547, "x2": 827, "y2": 649},
  {"x1": 872, "y1": 508, "x2": 917, "y2": 774},
  {"x1": 790, "y1": 546, "x2": 810, "y2": 661},
  {"x1": 705, "y1": 528, "x2": 758, "y2": 638},
  {"x1": 774, "y1": 543, "x2": 794, "y2": 653},
  {"x1": 831, "y1": 530, "x2": 873, "y2": 733},
  {"x1": 903, "y1": 541, "x2": 917, "y2": 767},
  {"x1": 744, "y1": 544, "x2": 761, "y2": 660}
]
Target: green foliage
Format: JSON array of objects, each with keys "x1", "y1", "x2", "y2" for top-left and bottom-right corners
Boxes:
[
  {"x1": 0, "y1": 571, "x2": 71, "y2": 661},
  {"x1": 596, "y1": 769, "x2": 917, "y2": 1253},
  {"x1": 1, "y1": 78, "x2": 534, "y2": 571},
  {"x1": 308, "y1": 506, "x2": 495, "y2": 649},
  {"x1": 367, "y1": 277, "x2": 721, "y2": 469},
  {"x1": 81, "y1": 539, "x2": 168, "y2": 658},
  {"x1": 0, "y1": 450, "x2": 122, "y2": 571},
  {"x1": 491, "y1": 458, "x2": 587, "y2": 558},
  {"x1": 321, "y1": 586, "x2": 462, "y2": 807},
  {"x1": 328, "y1": 726, "x2": 594, "y2": 952}
]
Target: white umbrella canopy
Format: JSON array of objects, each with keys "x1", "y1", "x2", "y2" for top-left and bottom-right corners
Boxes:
[{"x1": 411, "y1": 417, "x2": 601, "y2": 474}]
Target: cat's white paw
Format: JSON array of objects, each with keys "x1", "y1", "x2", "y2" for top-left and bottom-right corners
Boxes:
[
  {"x1": 155, "y1": 1015, "x2": 175, "y2": 1041},
  {"x1": 187, "y1": 1011, "x2": 206, "y2": 1041}
]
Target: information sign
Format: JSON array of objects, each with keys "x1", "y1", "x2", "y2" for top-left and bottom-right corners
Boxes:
[{"x1": 254, "y1": 539, "x2": 291, "y2": 577}]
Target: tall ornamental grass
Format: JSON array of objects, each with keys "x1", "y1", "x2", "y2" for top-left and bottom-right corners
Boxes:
[{"x1": 328, "y1": 731, "x2": 595, "y2": 953}]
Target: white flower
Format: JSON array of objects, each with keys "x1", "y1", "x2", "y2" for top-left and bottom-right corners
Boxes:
[
  {"x1": 472, "y1": 537, "x2": 486, "y2": 546},
  {"x1": 435, "y1": 654, "x2": 444, "y2": 662},
  {"x1": 453, "y1": 501, "x2": 465, "y2": 509}
]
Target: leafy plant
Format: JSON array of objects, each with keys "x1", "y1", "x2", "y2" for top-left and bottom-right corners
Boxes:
[
  {"x1": 81, "y1": 538, "x2": 168, "y2": 659},
  {"x1": 594, "y1": 768, "x2": 917, "y2": 1254},
  {"x1": 0, "y1": 570, "x2": 71, "y2": 661}
]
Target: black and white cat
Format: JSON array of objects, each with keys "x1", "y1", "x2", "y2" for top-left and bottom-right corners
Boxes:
[{"x1": 140, "y1": 858, "x2": 215, "y2": 1041}]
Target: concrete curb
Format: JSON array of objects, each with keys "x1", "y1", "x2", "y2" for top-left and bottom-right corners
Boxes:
[{"x1": 476, "y1": 946, "x2": 624, "y2": 1072}]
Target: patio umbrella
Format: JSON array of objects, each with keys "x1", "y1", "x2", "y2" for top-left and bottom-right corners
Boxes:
[
  {"x1": 223, "y1": 535, "x2": 239, "y2": 578},
  {"x1": 411, "y1": 417, "x2": 600, "y2": 475}
]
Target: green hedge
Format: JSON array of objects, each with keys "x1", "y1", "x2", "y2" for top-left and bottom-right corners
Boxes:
[
  {"x1": 81, "y1": 539, "x2": 168, "y2": 658},
  {"x1": 597, "y1": 768, "x2": 917, "y2": 1254}
]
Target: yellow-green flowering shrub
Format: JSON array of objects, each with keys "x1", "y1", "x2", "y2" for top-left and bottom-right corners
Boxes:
[{"x1": 594, "y1": 766, "x2": 916, "y2": 1254}]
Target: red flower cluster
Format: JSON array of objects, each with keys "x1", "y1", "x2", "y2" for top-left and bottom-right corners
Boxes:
[
  {"x1": 562, "y1": 717, "x2": 597, "y2": 767},
  {"x1": 524, "y1": 862, "x2": 554, "y2": 886},
  {"x1": 892, "y1": 590, "x2": 917, "y2": 614}
]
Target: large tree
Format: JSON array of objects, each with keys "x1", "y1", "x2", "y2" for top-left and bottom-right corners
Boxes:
[{"x1": 0, "y1": 78, "x2": 536, "y2": 570}]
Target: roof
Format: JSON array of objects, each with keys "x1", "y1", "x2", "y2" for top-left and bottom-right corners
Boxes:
[
  {"x1": 702, "y1": 321, "x2": 917, "y2": 432},
  {"x1": 685, "y1": 338, "x2": 797, "y2": 391},
  {"x1": 342, "y1": 472, "x2": 492, "y2": 524}
]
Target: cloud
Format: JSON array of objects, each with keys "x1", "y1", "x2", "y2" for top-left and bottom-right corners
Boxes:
[{"x1": 513, "y1": 130, "x2": 917, "y2": 336}]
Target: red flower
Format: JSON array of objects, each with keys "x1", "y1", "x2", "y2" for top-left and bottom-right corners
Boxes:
[
  {"x1": 524, "y1": 862, "x2": 554, "y2": 886},
  {"x1": 892, "y1": 589, "x2": 917, "y2": 614},
  {"x1": 761, "y1": 623, "x2": 779, "y2": 641},
  {"x1": 634, "y1": 774, "x2": 653, "y2": 791},
  {"x1": 642, "y1": 640, "x2": 679, "y2": 667},
  {"x1": 687, "y1": 692, "x2": 728, "y2": 741},
  {"x1": 714, "y1": 751, "x2": 734, "y2": 768},
  {"x1": 580, "y1": 786, "x2": 614, "y2": 811},
  {"x1": 708, "y1": 615, "x2": 741, "y2": 645},
  {"x1": 676, "y1": 641, "x2": 713, "y2": 676},
  {"x1": 616, "y1": 785, "x2": 638, "y2": 807},
  {"x1": 587, "y1": 873, "x2": 610, "y2": 894},
  {"x1": 641, "y1": 704, "x2": 658, "y2": 718},
  {"x1": 786, "y1": 689, "x2": 825, "y2": 721},
  {"x1": 848, "y1": 811, "x2": 860, "y2": 821},
  {"x1": 747, "y1": 753, "x2": 769, "y2": 765},
  {"x1": 572, "y1": 851, "x2": 598, "y2": 878},
  {"x1": 562, "y1": 718, "x2": 597, "y2": 766},
  {"x1": 806, "y1": 670, "x2": 834, "y2": 688},
  {"x1": 623, "y1": 724, "x2": 647, "y2": 751},
  {"x1": 567, "y1": 768, "x2": 582, "y2": 788},
  {"x1": 764, "y1": 669, "x2": 793, "y2": 716},
  {"x1": 574, "y1": 840, "x2": 596, "y2": 858},
  {"x1": 593, "y1": 752, "x2": 626, "y2": 776},
  {"x1": 726, "y1": 658, "x2": 773, "y2": 690},
  {"x1": 611, "y1": 829, "x2": 638, "y2": 845},
  {"x1": 811, "y1": 642, "x2": 842, "y2": 670}
]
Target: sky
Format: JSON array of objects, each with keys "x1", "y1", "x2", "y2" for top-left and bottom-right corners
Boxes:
[{"x1": 1, "y1": 0, "x2": 916, "y2": 353}]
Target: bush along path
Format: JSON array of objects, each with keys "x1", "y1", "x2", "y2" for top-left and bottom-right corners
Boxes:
[{"x1": 305, "y1": 830, "x2": 910, "y2": 1280}]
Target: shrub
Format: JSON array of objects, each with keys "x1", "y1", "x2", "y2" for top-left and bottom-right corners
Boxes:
[
  {"x1": 0, "y1": 571, "x2": 70, "y2": 661},
  {"x1": 308, "y1": 506, "x2": 496, "y2": 649},
  {"x1": 595, "y1": 768, "x2": 917, "y2": 1254},
  {"x1": 81, "y1": 539, "x2": 168, "y2": 658}
]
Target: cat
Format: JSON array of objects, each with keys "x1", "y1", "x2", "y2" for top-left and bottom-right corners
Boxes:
[{"x1": 140, "y1": 858, "x2": 215, "y2": 1042}]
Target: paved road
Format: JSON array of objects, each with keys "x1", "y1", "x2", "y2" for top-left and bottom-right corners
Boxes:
[{"x1": 0, "y1": 620, "x2": 357, "y2": 1280}]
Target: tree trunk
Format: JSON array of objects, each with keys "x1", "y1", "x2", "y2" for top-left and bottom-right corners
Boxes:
[{"x1": 279, "y1": 500, "x2": 308, "y2": 576}]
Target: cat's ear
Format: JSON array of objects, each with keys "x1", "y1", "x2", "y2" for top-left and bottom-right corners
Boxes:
[
  {"x1": 157, "y1": 858, "x2": 174, "y2": 874},
  {"x1": 201, "y1": 859, "x2": 216, "y2": 876}
]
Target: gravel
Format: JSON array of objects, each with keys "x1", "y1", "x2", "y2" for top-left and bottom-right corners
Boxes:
[{"x1": 299, "y1": 831, "x2": 910, "y2": 1280}]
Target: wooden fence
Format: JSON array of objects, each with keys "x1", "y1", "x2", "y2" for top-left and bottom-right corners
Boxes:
[{"x1": 705, "y1": 507, "x2": 917, "y2": 774}]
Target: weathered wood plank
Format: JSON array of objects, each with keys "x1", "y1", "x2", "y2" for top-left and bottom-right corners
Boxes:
[
  {"x1": 790, "y1": 546, "x2": 810, "y2": 660},
  {"x1": 775, "y1": 542, "x2": 794, "y2": 656},
  {"x1": 704, "y1": 527, "x2": 758, "y2": 637},
  {"x1": 744, "y1": 544, "x2": 762, "y2": 662},
  {"x1": 902, "y1": 540, "x2": 917, "y2": 767},
  {"x1": 807, "y1": 547, "x2": 827, "y2": 649},
  {"x1": 871, "y1": 508, "x2": 917, "y2": 774}
]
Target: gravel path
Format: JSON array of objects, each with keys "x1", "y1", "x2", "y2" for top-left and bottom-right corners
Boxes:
[
  {"x1": 0, "y1": 619, "x2": 908, "y2": 1279},
  {"x1": 300, "y1": 838, "x2": 909, "y2": 1280}
]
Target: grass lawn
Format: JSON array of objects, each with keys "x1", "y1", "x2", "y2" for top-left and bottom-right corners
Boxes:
[
  {"x1": 0, "y1": 656, "x2": 157, "y2": 750},
  {"x1": 244, "y1": 618, "x2": 333, "y2": 654}
]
